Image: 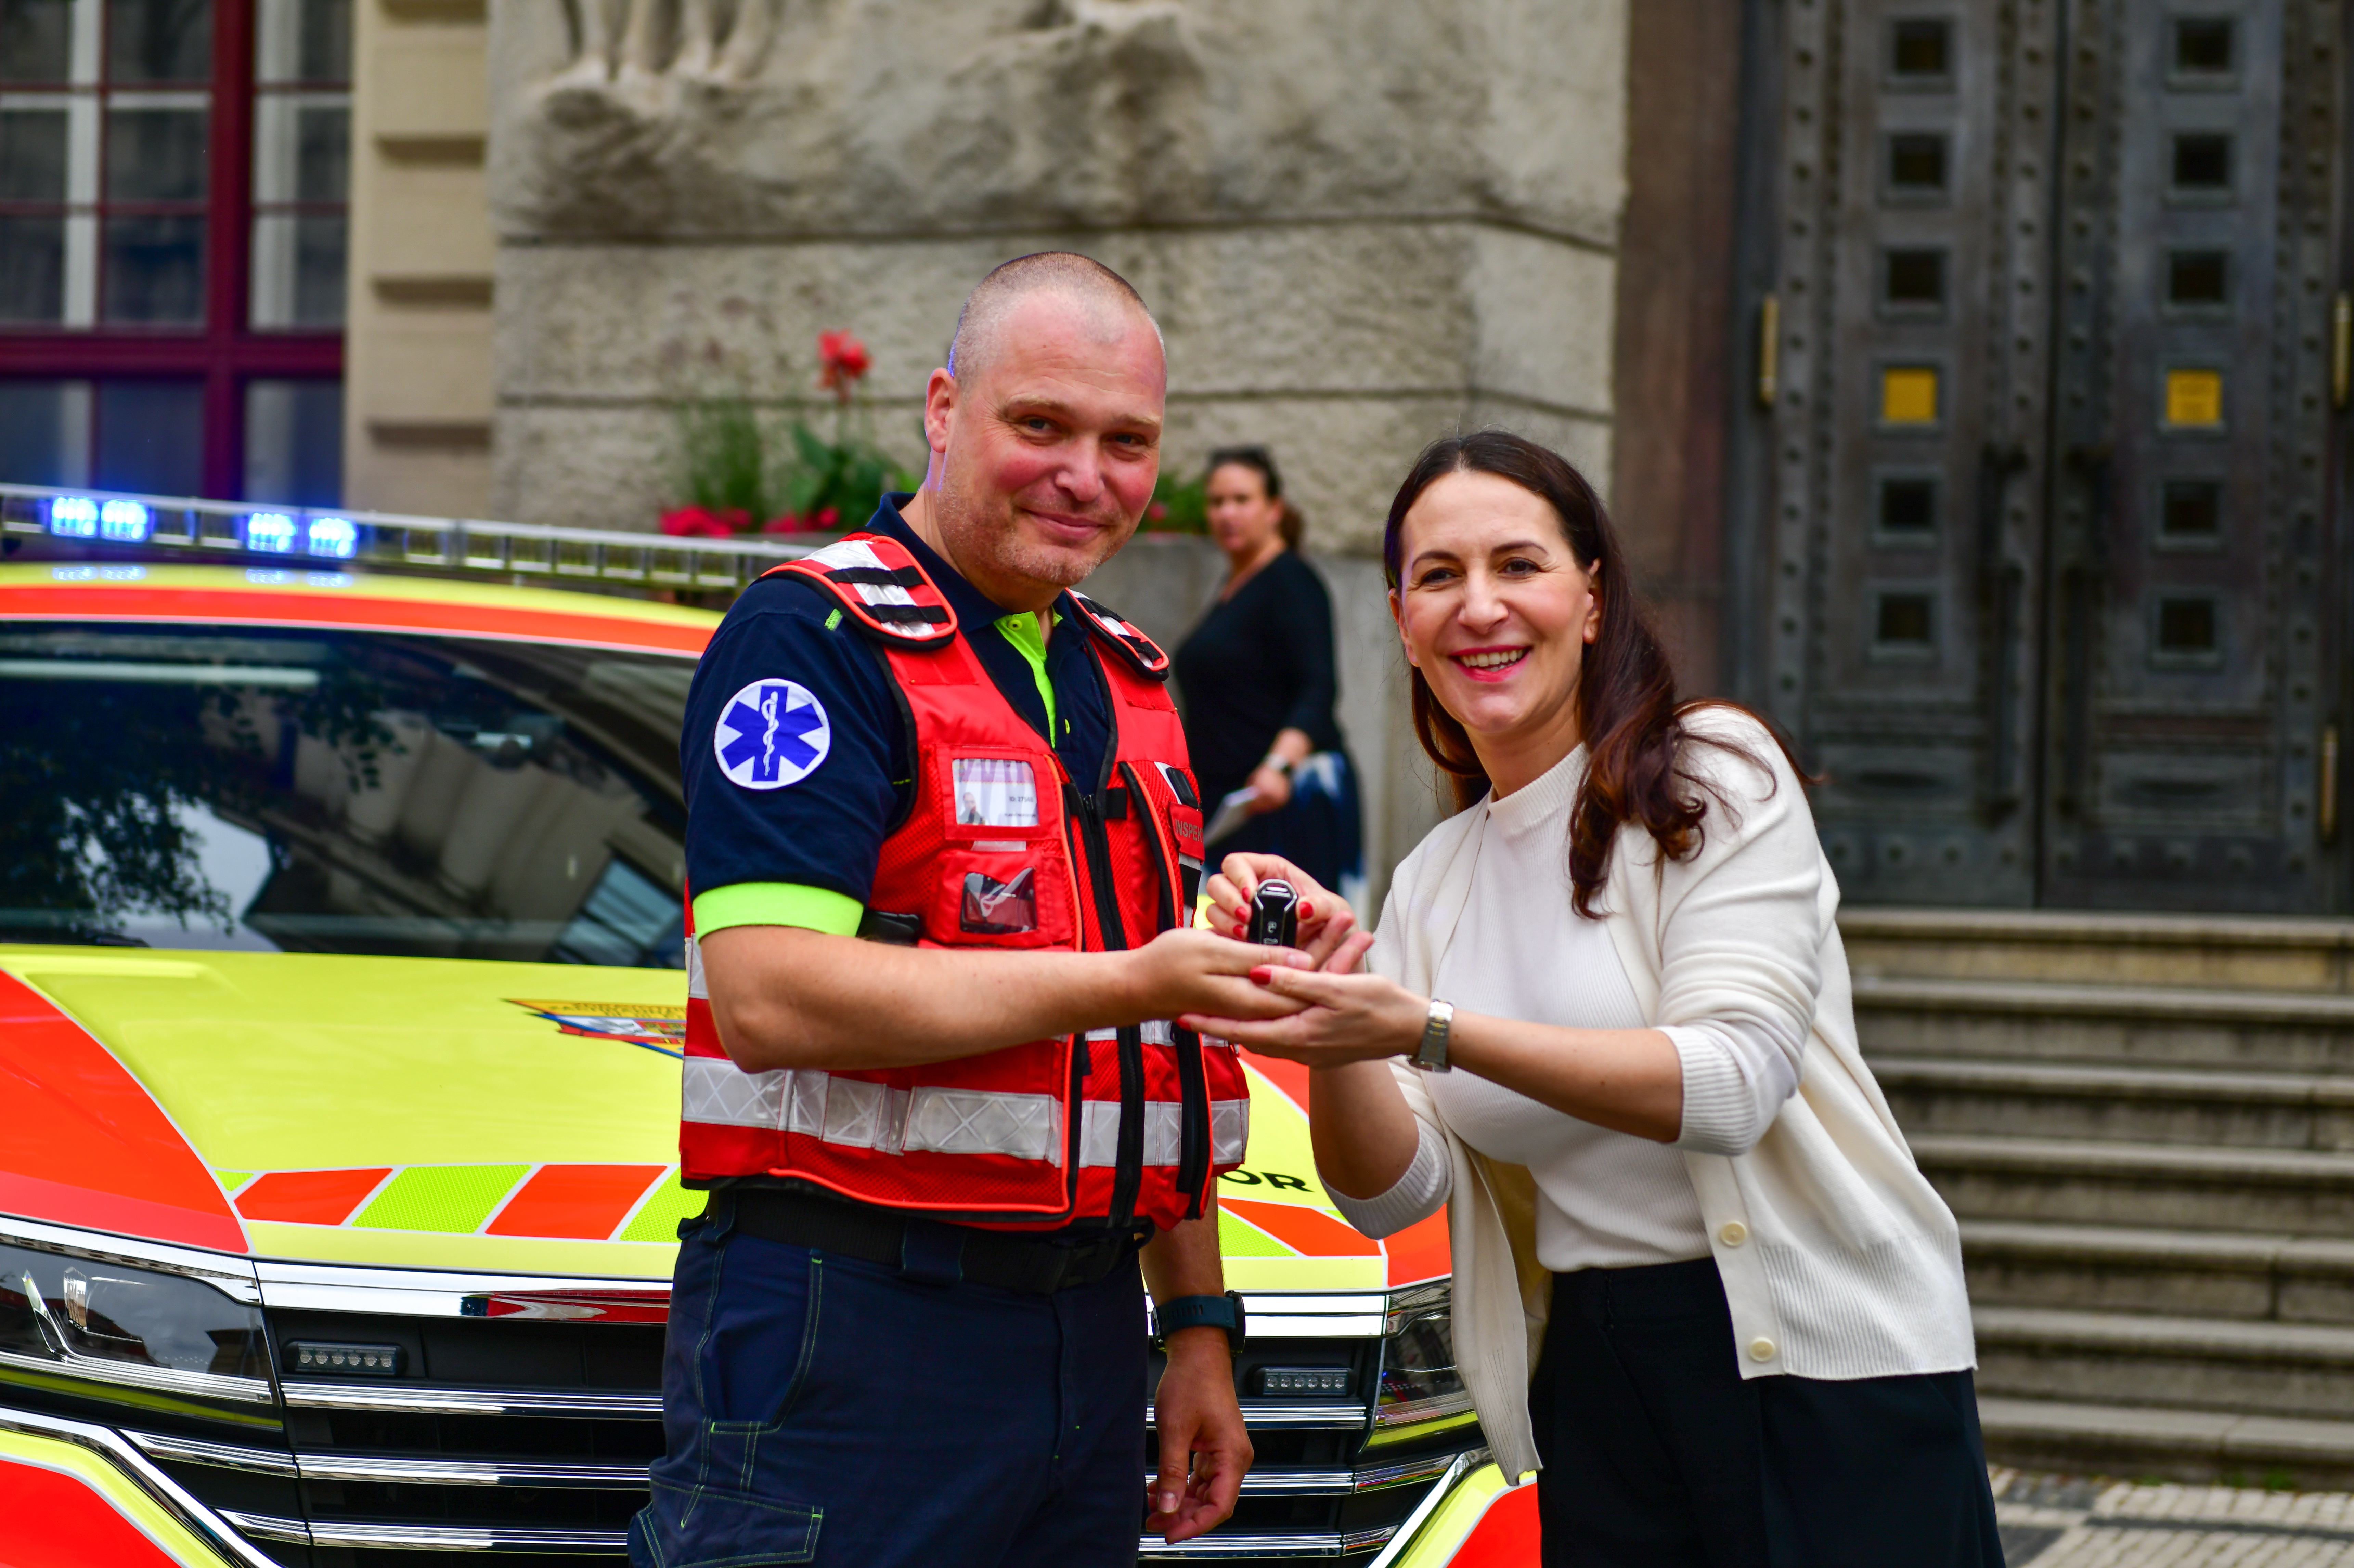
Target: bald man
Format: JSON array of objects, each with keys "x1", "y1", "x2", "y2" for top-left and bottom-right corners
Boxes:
[{"x1": 636, "y1": 256, "x2": 1293, "y2": 1567}]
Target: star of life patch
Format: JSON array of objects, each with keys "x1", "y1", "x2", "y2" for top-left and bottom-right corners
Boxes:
[{"x1": 714, "y1": 677, "x2": 831, "y2": 790}]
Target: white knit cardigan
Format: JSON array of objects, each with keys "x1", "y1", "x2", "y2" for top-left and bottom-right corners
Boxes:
[{"x1": 1359, "y1": 709, "x2": 1975, "y2": 1481}]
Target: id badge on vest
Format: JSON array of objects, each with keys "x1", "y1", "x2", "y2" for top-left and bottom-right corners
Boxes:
[{"x1": 933, "y1": 748, "x2": 1075, "y2": 948}]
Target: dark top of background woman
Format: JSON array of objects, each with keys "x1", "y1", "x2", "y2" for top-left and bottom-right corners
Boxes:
[{"x1": 1174, "y1": 521, "x2": 1347, "y2": 808}]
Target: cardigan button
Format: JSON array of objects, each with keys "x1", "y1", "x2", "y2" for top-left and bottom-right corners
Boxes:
[
  {"x1": 1748, "y1": 1337, "x2": 1776, "y2": 1363},
  {"x1": 1718, "y1": 1221, "x2": 1748, "y2": 1248}
]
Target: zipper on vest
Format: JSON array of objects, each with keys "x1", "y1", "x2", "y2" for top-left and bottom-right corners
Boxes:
[
  {"x1": 1069, "y1": 781, "x2": 1147, "y2": 1227},
  {"x1": 1122, "y1": 761, "x2": 1213, "y2": 1218}
]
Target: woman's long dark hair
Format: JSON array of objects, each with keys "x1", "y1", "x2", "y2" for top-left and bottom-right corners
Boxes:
[
  {"x1": 1207, "y1": 444, "x2": 1305, "y2": 551},
  {"x1": 1381, "y1": 430, "x2": 1793, "y2": 917}
]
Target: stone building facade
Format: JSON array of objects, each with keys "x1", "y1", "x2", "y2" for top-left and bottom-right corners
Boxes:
[
  {"x1": 470, "y1": 0, "x2": 1635, "y2": 889},
  {"x1": 344, "y1": 0, "x2": 500, "y2": 517},
  {"x1": 483, "y1": 0, "x2": 1627, "y2": 555}
]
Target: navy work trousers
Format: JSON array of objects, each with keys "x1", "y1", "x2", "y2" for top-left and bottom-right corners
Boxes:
[
  {"x1": 1531, "y1": 1257, "x2": 2005, "y2": 1568},
  {"x1": 628, "y1": 1195, "x2": 1148, "y2": 1568}
]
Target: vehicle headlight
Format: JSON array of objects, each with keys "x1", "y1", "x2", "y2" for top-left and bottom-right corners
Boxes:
[
  {"x1": 1374, "y1": 1281, "x2": 1475, "y2": 1431},
  {"x1": 1, "y1": 1240, "x2": 275, "y2": 1419}
]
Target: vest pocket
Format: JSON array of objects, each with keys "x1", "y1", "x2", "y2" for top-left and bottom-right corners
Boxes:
[{"x1": 929, "y1": 844, "x2": 1072, "y2": 949}]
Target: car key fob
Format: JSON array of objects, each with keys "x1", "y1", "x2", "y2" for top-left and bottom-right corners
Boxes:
[{"x1": 1247, "y1": 879, "x2": 1299, "y2": 949}]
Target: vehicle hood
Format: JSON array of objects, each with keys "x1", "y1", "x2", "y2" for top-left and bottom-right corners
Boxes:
[{"x1": 0, "y1": 949, "x2": 1444, "y2": 1290}]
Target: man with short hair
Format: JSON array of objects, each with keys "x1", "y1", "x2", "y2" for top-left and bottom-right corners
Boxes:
[{"x1": 632, "y1": 255, "x2": 1292, "y2": 1567}]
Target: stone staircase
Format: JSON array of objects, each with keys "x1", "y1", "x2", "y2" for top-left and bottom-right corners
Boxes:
[{"x1": 1843, "y1": 908, "x2": 2354, "y2": 1487}]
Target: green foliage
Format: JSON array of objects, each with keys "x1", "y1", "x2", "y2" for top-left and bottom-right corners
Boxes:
[
  {"x1": 775, "y1": 418, "x2": 920, "y2": 531},
  {"x1": 1146, "y1": 471, "x2": 1208, "y2": 533},
  {"x1": 669, "y1": 391, "x2": 916, "y2": 533},
  {"x1": 674, "y1": 395, "x2": 777, "y2": 522}
]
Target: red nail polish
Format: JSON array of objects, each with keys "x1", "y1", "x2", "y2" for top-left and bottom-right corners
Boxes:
[{"x1": 1299, "y1": 902, "x2": 1315, "y2": 919}]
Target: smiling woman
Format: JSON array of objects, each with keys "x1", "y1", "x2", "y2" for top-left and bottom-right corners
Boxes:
[{"x1": 1193, "y1": 431, "x2": 1998, "y2": 1567}]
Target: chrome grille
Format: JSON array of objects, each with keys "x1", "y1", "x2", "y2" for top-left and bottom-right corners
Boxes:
[{"x1": 0, "y1": 1233, "x2": 1485, "y2": 1568}]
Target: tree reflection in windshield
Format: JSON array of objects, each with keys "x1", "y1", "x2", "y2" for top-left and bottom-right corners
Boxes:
[{"x1": 0, "y1": 625, "x2": 691, "y2": 968}]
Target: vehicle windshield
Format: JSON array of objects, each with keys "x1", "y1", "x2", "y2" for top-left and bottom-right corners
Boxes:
[{"x1": 0, "y1": 621, "x2": 692, "y2": 967}]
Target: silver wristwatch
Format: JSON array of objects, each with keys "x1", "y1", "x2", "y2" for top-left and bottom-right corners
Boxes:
[{"x1": 1412, "y1": 999, "x2": 1455, "y2": 1072}]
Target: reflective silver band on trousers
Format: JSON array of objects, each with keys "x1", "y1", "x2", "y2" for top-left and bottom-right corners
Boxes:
[{"x1": 681, "y1": 1055, "x2": 1248, "y2": 1168}]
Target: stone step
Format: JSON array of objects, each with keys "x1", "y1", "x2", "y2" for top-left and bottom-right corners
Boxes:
[
  {"x1": 1875, "y1": 1057, "x2": 2354, "y2": 1150},
  {"x1": 1913, "y1": 1133, "x2": 2354, "y2": 1235},
  {"x1": 1962, "y1": 1220, "x2": 2354, "y2": 1324},
  {"x1": 1841, "y1": 908, "x2": 2354, "y2": 995},
  {"x1": 1855, "y1": 976, "x2": 2354, "y2": 1071},
  {"x1": 1974, "y1": 1306, "x2": 2354, "y2": 1424},
  {"x1": 1975, "y1": 1394, "x2": 2354, "y2": 1488}
]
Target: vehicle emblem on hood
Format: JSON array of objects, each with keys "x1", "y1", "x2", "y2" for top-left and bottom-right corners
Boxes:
[{"x1": 508, "y1": 999, "x2": 686, "y2": 1056}]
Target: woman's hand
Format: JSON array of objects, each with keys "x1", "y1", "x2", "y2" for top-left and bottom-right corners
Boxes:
[
  {"x1": 1244, "y1": 762, "x2": 1293, "y2": 814},
  {"x1": 1203, "y1": 854, "x2": 1357, "y2": 966},
  {"x1": 1243, "y1": 727, "x2": 1314, "y2": 815},
  {"x1": 1180, "y1": 930, "x2": 1426, "y2": 1066},
  {"x1": 1125, "y1": 926, "x2": 1316, "y2": 1027}
]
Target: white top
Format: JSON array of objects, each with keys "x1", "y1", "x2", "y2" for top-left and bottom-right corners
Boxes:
[
  {"x1": 1324, "y1": 709, "x2": 1974, "y2": 1482},
  {"x1": 1371, "y1": 745, "x2": 1804, "y2": 1270}
]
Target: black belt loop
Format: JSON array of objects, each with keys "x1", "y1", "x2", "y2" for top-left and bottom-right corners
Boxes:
[
  {"x1": 899, "y1": 1218, "x2": 967, "y2": 1287},
  {"x1": 700, "y1": 1188, "x2": 739, "y2": 1242}
]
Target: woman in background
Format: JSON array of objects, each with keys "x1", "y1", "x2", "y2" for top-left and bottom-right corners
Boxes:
[{"x1": 1172, "y1": 446, "x2": 1362, "y2": 899}]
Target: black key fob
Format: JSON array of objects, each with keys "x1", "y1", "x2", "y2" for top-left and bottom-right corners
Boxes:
[{"x1": 1247, "y1": 879, "x2": 1299, "y2": 949}]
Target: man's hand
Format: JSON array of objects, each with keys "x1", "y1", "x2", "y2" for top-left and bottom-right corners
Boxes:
[
  {"x1": 1181, "y1": 931, "x2": 1423, "y2": 1067},
  {"x1": 1147, "y1": 1328, "x2": 1253, "y2": 1543},
  {"x1": 1124, "y1": 926, "x2": 1319, "y2": 1028},
  {"x1": 1140, "y1": 1212, "x2": 1251, "y2": 1542}
]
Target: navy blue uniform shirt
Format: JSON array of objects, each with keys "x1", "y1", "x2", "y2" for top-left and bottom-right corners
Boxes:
[{"x1": 682, "y1": 495, "x2": 1114, "y2": 936}]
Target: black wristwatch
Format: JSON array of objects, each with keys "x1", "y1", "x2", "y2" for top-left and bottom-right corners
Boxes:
[{"x1": 1155, "y1": 1291, "x2": 1247, "y2": 1354}]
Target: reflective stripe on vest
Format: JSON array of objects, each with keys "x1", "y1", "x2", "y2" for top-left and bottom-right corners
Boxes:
[
  {"x1": 681, "y1": 1057, "x2": 1065, "y2": 1161},
  {"x1": 680, "y1": 1054, "x2": 1248, "y2": 1171}
]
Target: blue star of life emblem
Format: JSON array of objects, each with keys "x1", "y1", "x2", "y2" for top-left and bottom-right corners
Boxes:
[{"x1": 714, "y1": 677, "x2": 831, "y2": 790}]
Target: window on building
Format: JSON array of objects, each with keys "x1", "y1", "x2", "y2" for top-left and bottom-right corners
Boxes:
[
  {"x1": 0, "y1": 0, "x2": 347, "y2": 502},
  {"x1": 1876, "y1": 475, "x2": 1940, "y2": 541},
  {"x1": 2166, "y1": 250, "x2": 2228, "y2": 308},
  {"x1": 1884, "y1": 133, "x2": 1950, "y2": 198},
  {"x1": 2172, "y1": 16, "x2": 2235, "y2": 76},
  {"x1": 1874, "y1": 591, "x2": 1936, "y2": 650},
  {"x1": 2170, "y1": 133, "x2": 2233, "y2": 193},
  {"x1": 2159, "y1": 479, "x2": 2224, "y2": 545},
  {"x1": 1889, "y1": 19, "x2": 1953, "y2": 82},
  {"x1": 2152, "y1": 595, "x2": 2221, "y2": 665},
  {"x1": 1880, "y1": 247, "x2": 1948, "y2": 314}
]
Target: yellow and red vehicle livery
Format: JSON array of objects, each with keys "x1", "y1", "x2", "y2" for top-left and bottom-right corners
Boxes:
[{"x1": 0, "y1": 561, "x2": 1525, "y2": 1567}]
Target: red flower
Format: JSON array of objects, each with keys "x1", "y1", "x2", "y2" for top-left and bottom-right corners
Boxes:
[
  {"x1": 813, "y1": 506, "x2": 841, "y2": 530},
  {"x1": 1149, "y1": 502, "x2": 1169, "y2": 522},
  {"x1": 660, "y1": 506, "x2": 741, "y2": 538},
  {"x1": 818, "y1": 329, "x2": 872, "y2": 397},
  {"x1": 763, "y1": 514, "x2": 804, "y2": 534}
]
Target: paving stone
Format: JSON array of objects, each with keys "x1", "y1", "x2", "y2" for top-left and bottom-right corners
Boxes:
[{"x1": 1999, "y1": 1468, "x2": 2354, "y2": 1566}]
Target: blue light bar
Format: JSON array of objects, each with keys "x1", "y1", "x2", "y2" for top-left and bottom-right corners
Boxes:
[
  {"x1": 47, "y1": 497, "x2": 99, "y2": 538},
  {"x1": 306, "y1": 516, "x2": 357, "y2": 559},
  {"x1": 99, "y1": 499, "x2": 151, "y2": 543},
  {"x1": 243, "y1": 512, "x2": 297, "y2": 553}
]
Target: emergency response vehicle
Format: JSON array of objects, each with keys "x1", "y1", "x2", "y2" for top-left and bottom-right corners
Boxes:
[{"x1": 0, "y1": 482, "x2": 1533, "y2": 1567}]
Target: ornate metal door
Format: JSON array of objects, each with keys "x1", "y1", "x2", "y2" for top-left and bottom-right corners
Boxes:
[{"x1": 1752, "y1": 0, "x2": 2344, "y2": 911}]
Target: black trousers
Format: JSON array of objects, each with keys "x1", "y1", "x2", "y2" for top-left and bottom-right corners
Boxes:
[{"x1": 1528, "y1": 1257, "x2": 2004, "y2": 1568}]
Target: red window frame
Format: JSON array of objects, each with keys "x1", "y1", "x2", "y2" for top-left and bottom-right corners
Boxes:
[{"x1": 0, "y1": 0, "x2": 343, "y2": 500}]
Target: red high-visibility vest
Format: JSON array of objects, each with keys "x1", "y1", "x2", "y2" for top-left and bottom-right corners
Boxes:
[{"x1": 679, "y1": 533, "x2": 1250, "y2": 1231}]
